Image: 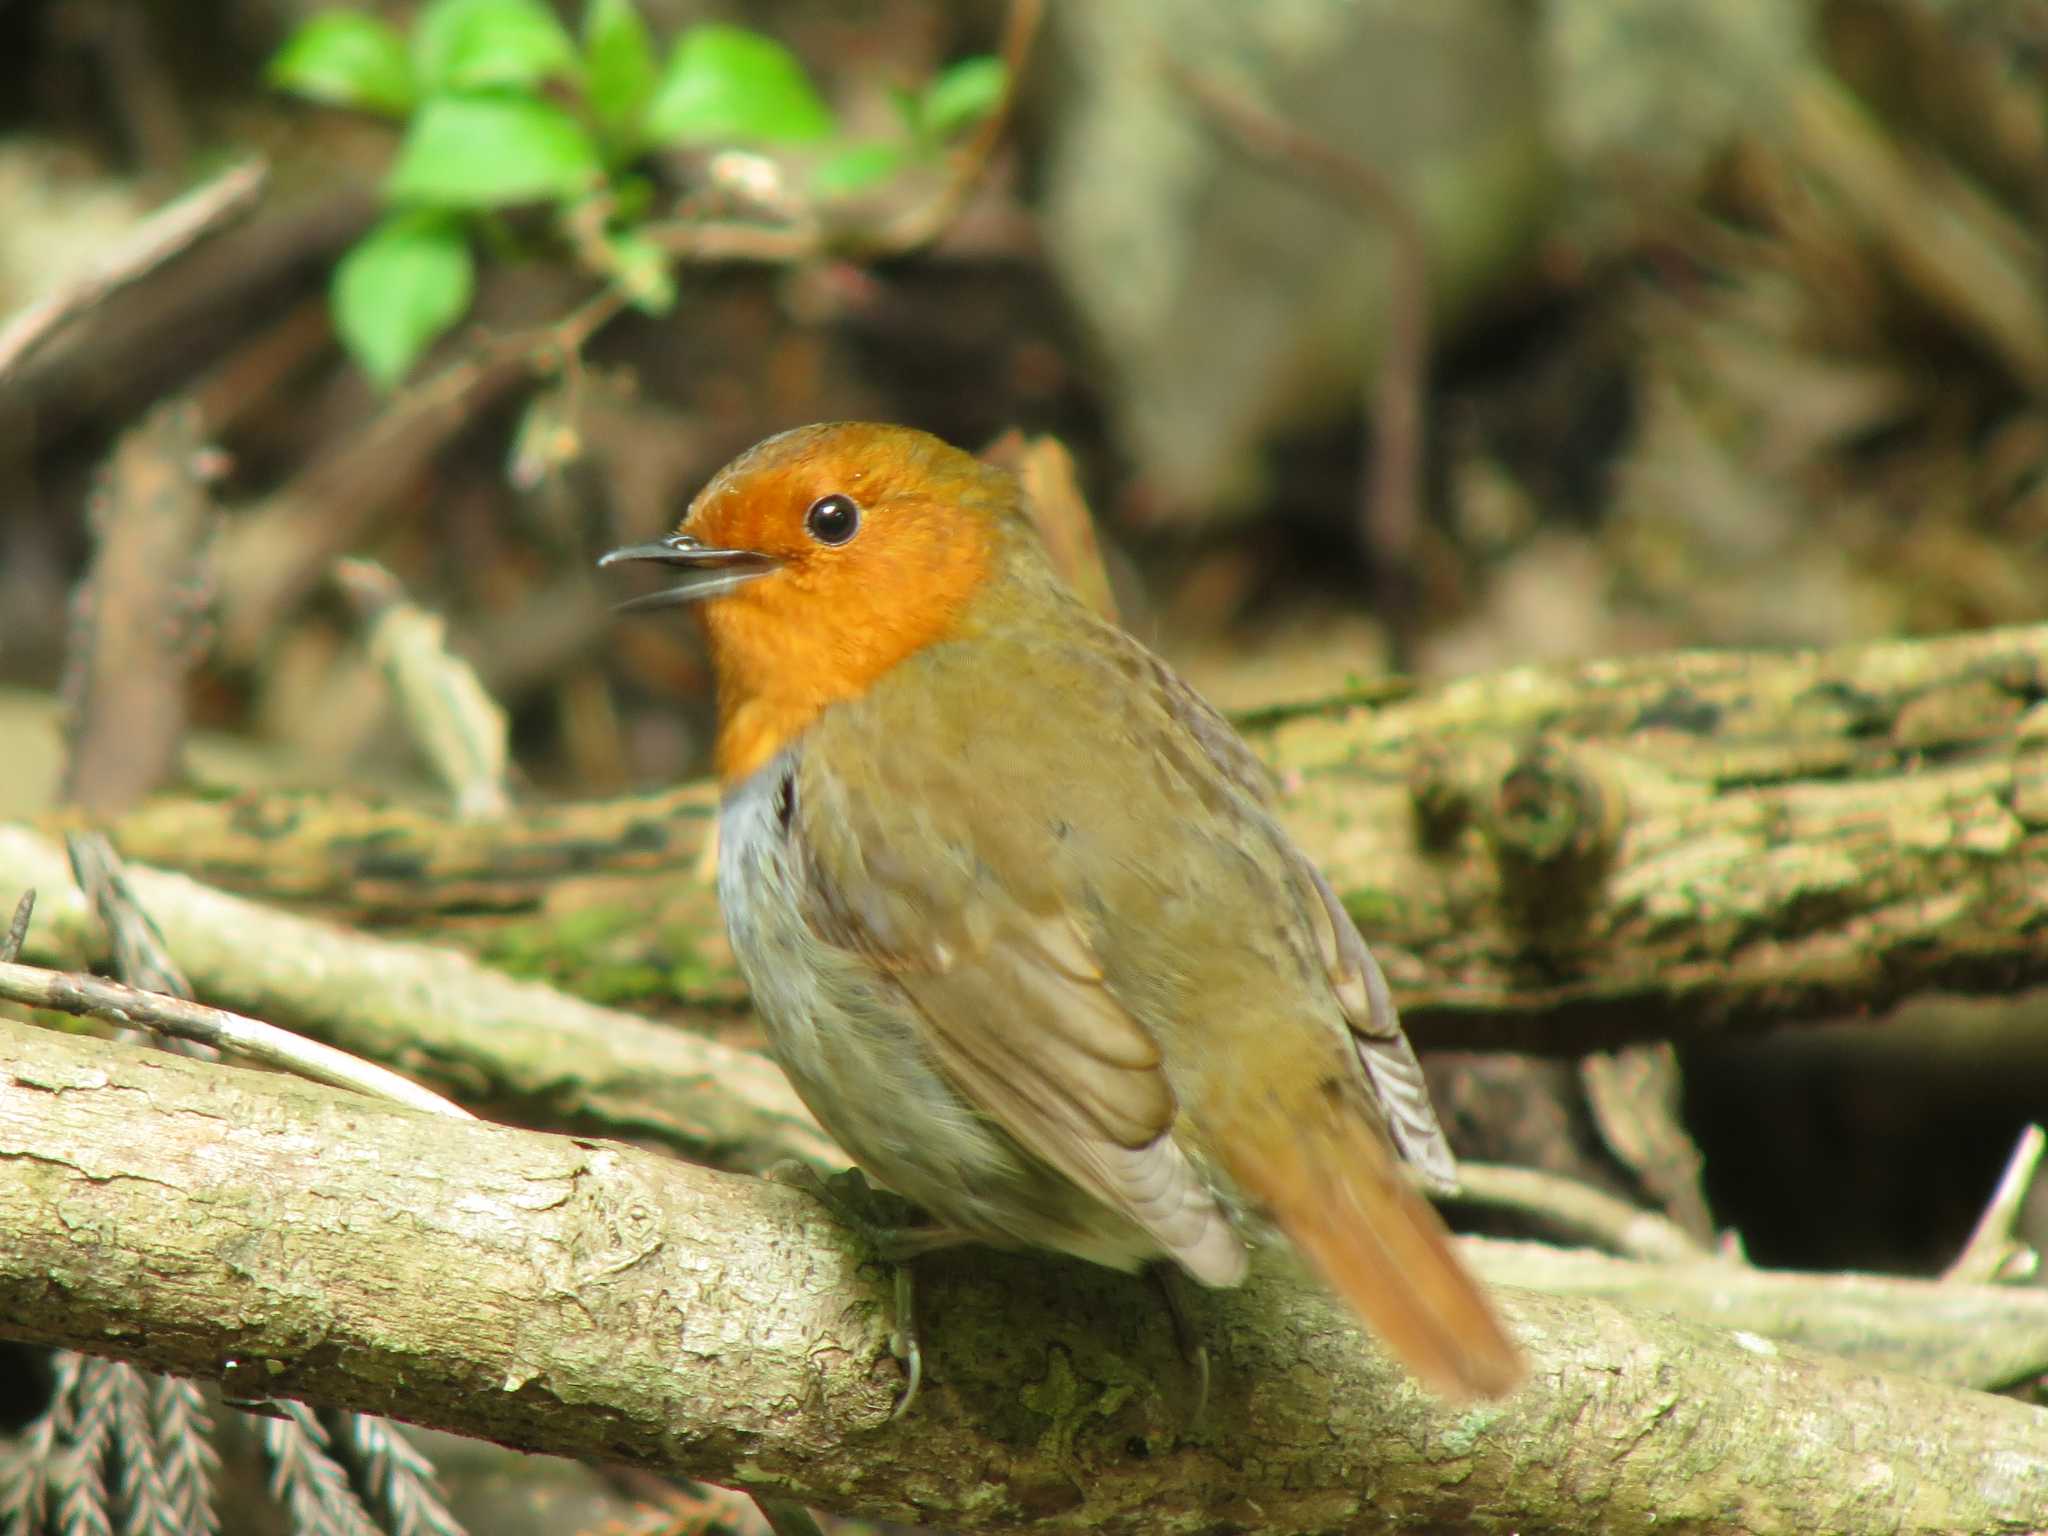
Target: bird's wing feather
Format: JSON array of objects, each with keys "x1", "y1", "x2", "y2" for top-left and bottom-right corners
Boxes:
[
  {"x1": 1142, "y1": 654, "x2": 1460, "y2": 1189},
  {"x1": 792, "y1": 725, "x2": 1246, "y2": 1285}
]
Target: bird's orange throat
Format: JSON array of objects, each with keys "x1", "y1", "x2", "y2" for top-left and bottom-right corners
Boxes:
[{"x1": 703, "y1": 525, "x2": 995, "y2": 784}]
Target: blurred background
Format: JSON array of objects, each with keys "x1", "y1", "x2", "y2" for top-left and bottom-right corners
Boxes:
[{"x1": 2, "y1": 0, "x2": 2046, "y2": 1487}]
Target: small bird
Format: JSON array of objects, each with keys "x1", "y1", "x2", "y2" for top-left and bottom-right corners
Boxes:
[{"x1": 602, "y1": 423, "x2": 1522, "y2": 1403}]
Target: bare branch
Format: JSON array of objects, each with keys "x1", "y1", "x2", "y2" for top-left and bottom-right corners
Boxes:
[
  {"x1": 0, "y1": 1020, "x2": 2039, "y2": 1536},
  {"x1": 0, "y1": 161, "x2": 267, "y2": 385}
]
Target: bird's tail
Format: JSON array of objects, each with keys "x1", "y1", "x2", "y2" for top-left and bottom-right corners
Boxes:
[{"x1": 1224, "y1": 1087, "x2": 1524, "y2": 1401}]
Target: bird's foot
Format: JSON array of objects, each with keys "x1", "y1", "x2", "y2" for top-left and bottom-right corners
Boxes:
[
  {"x1": 769, "y1": 1163, "x2": 968, "y2": 1418},
  {"x1": 1152, "y1": 1263, "x2": 1211, "y2": 1430}
]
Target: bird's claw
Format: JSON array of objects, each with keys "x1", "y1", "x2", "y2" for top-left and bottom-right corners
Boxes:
[
  {"x1": 1155, "y1": 1262, "x2": 1211, "y2": 1430},
  {"x1": 771, "y1": 1162, "x2": 933, "y2": 1418},
  {"x1": 886, "y1": 1262, "x2": 923, "y2": 1420}
]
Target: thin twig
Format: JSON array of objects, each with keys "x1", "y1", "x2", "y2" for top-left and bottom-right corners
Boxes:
[
  {"x1": 1167, "y1": 60, "x2": 1431, "y2": 645},
  {"x1": 334, "y1": 561, "x2": 511, "y2": 823},
  {"x1": 0, "y1": 159, "x2": 268, "y2": 385},
  {"x1": 863, "y1": 0, "x2": 1045, "y2": 255},
  {"x1": 1946, "y1": 1123, "x2": 2046, "y2": 1285},
  {"x1": 1445, "y1": 1160, "x2": 1716, "y2": 1264},
  {"x1": 66, "y1": 833, "x2": 198, "y2": 1014},
  {"x1": 1580, "y1": 1043, "x2": 1716, "y2": 1243},
  {"x1": 1, "y1": 890, "x2": 32, "y2": 964},
  {"x1": 643, "y1": 0, "x2": 1042, "y2": 267},
  {"x1": 0, "y1": 958, "x2": 472, "y2": 1121}
]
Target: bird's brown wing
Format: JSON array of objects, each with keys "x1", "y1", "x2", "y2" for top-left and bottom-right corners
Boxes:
[
  {"x1": 790, "y1": 727, "x2": 1246, "y2": 1286},
  {"x1": 1141, "y1": 653, "x2": 1460, "y2": 1188}
]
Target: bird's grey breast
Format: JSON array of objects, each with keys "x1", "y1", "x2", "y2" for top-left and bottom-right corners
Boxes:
[{"x1": 716, "y1": 749, "x2": 1027, "y2": 1212}]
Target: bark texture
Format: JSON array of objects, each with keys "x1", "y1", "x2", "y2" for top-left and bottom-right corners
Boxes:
[{"x1": 1, "y1": 1020, "x2": 2041, "y2": 1536}]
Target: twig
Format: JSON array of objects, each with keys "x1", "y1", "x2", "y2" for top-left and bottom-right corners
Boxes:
[
  {"x1": 0, "y1": 823, "x2": 832, "y2": 1170},
  {"x1": 67, "y1": 832, "x2": 200, "y2": 1015},
  {"x1": 1446, "y1": 1160, "x2": 1715, "y2": 1263},
  {"x1": 212, "y1": 346, "x2": 532, "y2": 665},
  {"x1": 0, "y1": 957, "x2": 472, "y2": 1121},
  {"x1": 862, "y1": 0, "x2": 1045, "y2": 256},
  {"x1": 981, "y1": 430, "x2": 1119, "y2": 622},
  {"x1": 1, "y1": 890, "x2": 32, "y2": 964},
  {"x1": 0, "y1": 159, "x2": 268, "y2": 386},
  {"x1": 1579, "y1": 1043, "x2": 1716, "y2": 1243},
  {"x1": 335, "y1": 560, "x2": 511, "y2": 823},
  {"x1": 59, "y1": 400, "x2": 221, "y2": 814},
  {"x1": 1168, "y1": 61, "x2": 1431, "y2": 644},
  {"x1": 1946, "y1": 1123, "x2": 2046, "y2": 1285},
  {"x1": 644, "y1": 0, "x2": 1043, "y2": 267}
]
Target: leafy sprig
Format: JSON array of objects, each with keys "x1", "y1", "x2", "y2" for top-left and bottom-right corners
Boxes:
[{"x1": 270, "y1": 0, "x2": 1006, "y2": 386}]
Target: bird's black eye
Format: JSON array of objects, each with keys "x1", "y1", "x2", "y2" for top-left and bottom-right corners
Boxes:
[{"x1": 803, "y1": 493, "x2": 861, "y2": 546}]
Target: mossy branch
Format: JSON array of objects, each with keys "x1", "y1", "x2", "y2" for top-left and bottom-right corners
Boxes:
[{"x1": 44, "y1": 621, "x2": 2048, "y2": 1050}]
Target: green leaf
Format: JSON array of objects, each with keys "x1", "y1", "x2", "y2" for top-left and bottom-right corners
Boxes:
[
  {"x1": 811, "y1": 140, "x2": 912, "y2": 198},
  {"x1": 599, "y1": 228, "x2": 676, "y2": 313},
  {"x1": 583, "y1": 0, "x2": 657, "y2": 145},
  {"x1": 414, "y1": 0, "x2": 579, "y2": 92},
  {"x1": 333, "y1": 214, "x2": 475, "y2": 387},
  {"x1": 921, "y1": 55, "x2": 1005, "y2": 142},
  {"x1": 886, "y1": 84, "x2": 923, "y2": 137},
  {"x1": 387, "y1": 93, "x2": 603, "y2": 206},
  {"x1": 644, "y1": 24, "x2": 835, "y2": 146},
  {"x1": 267, "y1": 11, "x2": 414, "y2": 116}
]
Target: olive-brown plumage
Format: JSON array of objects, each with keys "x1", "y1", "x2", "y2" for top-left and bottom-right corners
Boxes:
[{"x1": 604, "y1": 422, "x2": 1523, "y2": 1400}]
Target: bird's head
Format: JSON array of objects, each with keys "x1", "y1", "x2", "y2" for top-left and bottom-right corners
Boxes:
[{"x1": 602, "y1": 422, "x2": 1020, "y2": 782}]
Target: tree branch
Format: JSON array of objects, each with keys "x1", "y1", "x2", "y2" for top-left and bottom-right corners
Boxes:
[
  {"x1": 50, "y1": 621, "x2": 2048, "y2": 1051},
  {"x1": 0, "y1": 825, "x2": 829, "y2": 1171},
  {"x1": 0, "y1": 1020, "x2": 2040, "y2": 1536}
]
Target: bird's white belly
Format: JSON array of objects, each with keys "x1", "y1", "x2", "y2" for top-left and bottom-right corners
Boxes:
[{"x1": 717, "y1": 754, "x2": 1161, "y2": 1271}]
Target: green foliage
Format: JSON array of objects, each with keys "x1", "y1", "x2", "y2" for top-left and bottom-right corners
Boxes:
[
  {"x1": 919, "y1": 55, "x2": 1007, "y2": 141},
  {"x1": 812, "y1": 54, "x2": 1006, "y2": 197},
  {"x1": 412, "y1": 0, "x2": 580, "y2": 92},
  {"x1": 267, "y1": 11, "x2": 413, "y2": 116},
  {"x1": 582, "y1": 0, "x2": 657, "y2": 147},
  {"x1": 332, "y1": 213, "x2": 475, "y2": 387},
  {"x1": 387, "y1": 94, "x2": 602, "y2": 205},
  {"x1": 270, "y1": 0, "x2": 1009, "y2": 384},
  {"x1": 644, "y1": 24, "x2": 834, "y2": 146}
]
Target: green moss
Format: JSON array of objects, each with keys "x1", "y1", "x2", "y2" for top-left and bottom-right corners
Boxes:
[{"x1": 1343, "y1": 889, "x2": 1399, "y2": 927}]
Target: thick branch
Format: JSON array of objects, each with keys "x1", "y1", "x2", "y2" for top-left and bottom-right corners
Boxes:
[
  {"x1": 0, "y1": 1021, "x2": 2040, "y2": 1536},
  {"x1": 59, "y1": 622, "x2": 2048, "y2": 1050}
]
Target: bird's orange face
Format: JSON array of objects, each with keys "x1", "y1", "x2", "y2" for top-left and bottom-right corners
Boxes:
[{"x1": 602, "y1": 423, "x2": 1006, "y2": 782}]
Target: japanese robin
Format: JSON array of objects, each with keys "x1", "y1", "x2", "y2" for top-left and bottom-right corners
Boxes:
[{"x1": 602, "y1": 422, "x2": 1522, "y2": 1404}]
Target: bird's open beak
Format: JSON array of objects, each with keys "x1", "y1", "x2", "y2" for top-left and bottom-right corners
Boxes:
[{"x1": 597, "y1": 533, "x2": 781, "y2": 611}]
